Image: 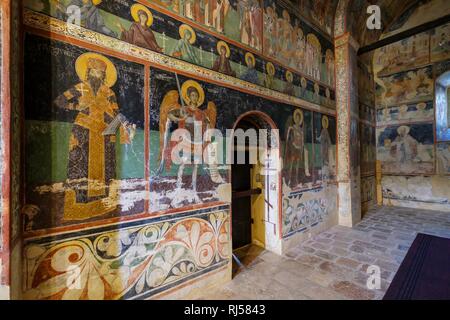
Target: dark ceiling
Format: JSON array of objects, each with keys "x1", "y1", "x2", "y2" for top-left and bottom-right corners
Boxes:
[
  {"x1": 287, "y1": 0, "x2": 431, "y2": 46},
  {"x1": 346, "y1": 0, "x2": 428, "y2": 47}
]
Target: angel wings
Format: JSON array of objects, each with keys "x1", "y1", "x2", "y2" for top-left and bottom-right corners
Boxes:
[{"x1": 157, "y1": 89, "x2": 217, "y2": 175}]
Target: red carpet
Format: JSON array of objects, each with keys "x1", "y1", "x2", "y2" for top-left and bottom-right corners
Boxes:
[{"x1": 384, "y1": 233, "x2": 450, "y2": 300}]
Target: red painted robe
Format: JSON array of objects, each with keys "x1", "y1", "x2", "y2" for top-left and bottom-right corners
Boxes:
[
  {"x1": 212, "y1": 55, "x2": 236, "y2": 77},
  {"x1": 164, "y1": 106, "x2": 209, "y2": 170},
  {"x1": 121, "y1": 22, "x2": 163, "y2": 53}
]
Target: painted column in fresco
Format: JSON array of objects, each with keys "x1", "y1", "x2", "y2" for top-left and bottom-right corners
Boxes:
[{"x1": 335, "y1": 33, "x2": 362, "y2": 227}]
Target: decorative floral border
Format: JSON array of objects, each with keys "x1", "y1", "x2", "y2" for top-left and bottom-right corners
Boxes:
[{"x1": 23, "y1": 209, "x2": 230, "y2": 300}]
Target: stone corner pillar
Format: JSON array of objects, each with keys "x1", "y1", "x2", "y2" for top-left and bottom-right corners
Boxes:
[{"x1": 334, "y1": 33, "x2": 362, "y2": 227}]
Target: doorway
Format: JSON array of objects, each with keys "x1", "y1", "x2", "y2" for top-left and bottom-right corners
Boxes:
[
  {"x1": 230, "y1": 111, "x2": 282, "y2": 274},
  {"x1": 231, "y1": 118, "x2": 266, "y2": 251}
]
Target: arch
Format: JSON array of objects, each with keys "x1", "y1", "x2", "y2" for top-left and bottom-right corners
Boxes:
[{"x1": 232, "y1": 110, "x2": 279, "y2": 147}]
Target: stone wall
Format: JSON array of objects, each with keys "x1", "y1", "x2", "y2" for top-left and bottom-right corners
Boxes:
[
  {"x1": 19, "y1": 0, "x2": 339, "y2": 299},
  {"x1": 374, "y1": 2, "x2": 450, "y2": 211},
  {"x1": 358, "y1": 52, "x2": 376, "y2": 214},
  {"x1": 0, "y1": 5, "x2": 4, "y2": 296}
]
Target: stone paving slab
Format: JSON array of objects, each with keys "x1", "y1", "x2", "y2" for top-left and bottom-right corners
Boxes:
[{"x1": 199, "y1": 206, "x2": 450, "y2": 300}]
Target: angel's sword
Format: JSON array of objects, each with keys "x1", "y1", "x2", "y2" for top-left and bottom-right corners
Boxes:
[
  {"x1": 157, "y1": 73, "x2": 184, "y2": 176},
  {"x1": 175, "y1": 73, "x2": 185, "y2": 109}
]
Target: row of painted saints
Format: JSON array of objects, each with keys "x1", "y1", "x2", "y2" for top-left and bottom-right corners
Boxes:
[
  {"x1": 264, "y1": 6, "x2": 334, "y2": 85},
  {"x1": 156, "y1": 0, "x2": 263, "y2": 50},
  {"x1": 283, "y1": 110, "x2": 333, "y2": 189},
  {"x1": 33, "y1": 1, "x2": 334, "y2": 89}
]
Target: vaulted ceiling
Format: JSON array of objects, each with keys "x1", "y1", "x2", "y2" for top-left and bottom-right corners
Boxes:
[
  {"x1": 346, "y1": 0, "x2": 428, "y2": 47},
  {"x1": 275, "y1": 0, "x2": 442, "y2": 48},
  {"x1": 286, "y1": 0, "x2": 429, "y2": 46}
]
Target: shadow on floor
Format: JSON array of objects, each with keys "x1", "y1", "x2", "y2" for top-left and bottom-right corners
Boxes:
[{"x1": 232, "y1": 244, "x2": 266, "y2": 276}]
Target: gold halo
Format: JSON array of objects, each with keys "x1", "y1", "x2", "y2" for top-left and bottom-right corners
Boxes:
[
  {"x1": 416, "y1": 102, "x2": 426, "y2": 110},
  {"x1": 293, "y1": 109, "x2": 304, "y2": 125},
  {"x1": 92, "y1": 0, "x2": 103, "y2": 5},
  {"x1": 286, "y1": 71, "x2": 293, "y2": 83},
  {"x1": 397, "y1": 125, "x2": 410, "y2": 135},
  {"x1": 75, "y1": 52, "x2": 117, "y2": 88},
  {"x1": 307, "y1": 33, "x2": 321, "y2": 51},
  {"x1": 179, "y1": 24, "x2": 196, "y2": 44},
  {"x1": 314, "y1": 83, "x2": 320, "y2": 94},
  {"x1": 131, "y1": 4, "x2": 153, "y2": 27},
  {"x1": 266, "y1": 62, "x2": 275, "y2": 76},
  {"x1": 322, "y1": 115, "x2": 329, "y2": 129},
  {"x1": 301, "y1": 77, "x2": 307, "y2": 88},
  {"x1": 217, "y1": 41, "x2": 231, "y2": 58},
  {"x1": 245, "y1": 52, "x2": 255, "y2": 67},
  {"x1": 181, "y1": 80, "x2": 205, "y2": 106},
  {"x1": 296, "y1": 27, "x2": 304, "y2": 39}
]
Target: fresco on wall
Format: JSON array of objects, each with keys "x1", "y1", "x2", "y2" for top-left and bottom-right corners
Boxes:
[
  {"x1": 20, "y1": 0, "x2": 341, "y2": 300},
  {"x1": 149, "y1": 69, "x2": 230, "y2": 212},
  {"x1": 361, "y1": 176, "x2": 376, "y2": 205},
  {"x1": 373, "y1": 32, "x2": 430, "y2": 77},
  {"x1": 23, "y1": 208, "x2": 230, "y2": 300},
  {"x1": 300, "y1": 0, "x2": 338, "y2": 37},
  {"x1": 435, "y1": 60, "x2": 450, "y2": 143},
  {"x1": 360, "y1": 123, "x2": 376, "y2": 176},
  {"x1": 349, "y1": 117, "x2": 361, "y2": 195},
  {"x1": 383, "y1": 0, "x2": 449, "y2": 37},
  {"x1": 430, "y1": 22, "x2": 450, "y2": 62},
  {"x1": 377, "y1": 123, "x2": 435, "y2": 174},
  {"x1": 376, "y1": 101, "x2": 434, "y2": 126},
  {"x1": 372, "y1": 19, "x2": 450, "y2": 211},
  {"x1": 150, "y1": 0, "x2": 263, "y2": 51},
  {"x1": 0, "y1": 7, "x2": 2, "y2": 251},
  {"x1": 263, "y1": 0, "x2": 335, "y2": 86},
  {"x1": 313, "y1": 113, "x2": 336, "y2": 184},
  {"x1": 437, "y1": 142, "x2": 450, "y2": 175},
  {"x1": 149, "y1": 67, "x2": 337, "y2": 212},
  {"x1": 375, "y1": 66, "x2": 434, "y2": 107},
  {"x1": 282, "y1": 109, "x2": 313, "y2": 190},
  {"x1": 24, "y1": 0, "x2": 336, "y2": 108},
  {"x1": 282, "y1": 184, "x2": 337, "y2": 238},
  {"x1": 382, "y1": 175, "x2": 450, "y2": 208},
  {"x1": 360, "y1": 104, "x2": 376, "y2": 125},
  {"x1": 358, "y1": 59, "x2": 375, "y2": 106},
  {"x1": 23, "y1": 34, "x2": 146, "y2": 230}
]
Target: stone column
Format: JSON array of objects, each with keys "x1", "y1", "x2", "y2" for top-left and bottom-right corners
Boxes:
[
  {"x1": 0, "y1": 0, "x2": 11, "y2": 300},
  {"x1": 334, "y1": 33, "x2": 362, "y2": 227}
]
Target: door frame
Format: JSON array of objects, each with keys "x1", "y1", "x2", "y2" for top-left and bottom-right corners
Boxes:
[{"x1": 230, "y1": 111, "x2": 282, "y2": 254}]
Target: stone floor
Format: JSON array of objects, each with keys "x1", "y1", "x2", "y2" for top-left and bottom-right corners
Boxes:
[{"x1": 205, "y1": 206, "x2": 450, "y2": 300}]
